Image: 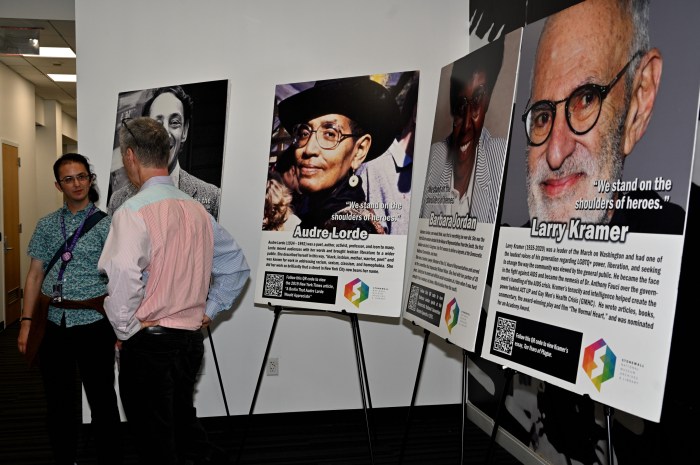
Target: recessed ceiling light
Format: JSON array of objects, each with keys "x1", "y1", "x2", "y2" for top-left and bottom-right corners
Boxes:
[
  {"x1": 48, "y1": 73, "x2": 77, "y2": 82},
  {"x1": 22, "y1": 47, "x2": 76, "y2": 58}
]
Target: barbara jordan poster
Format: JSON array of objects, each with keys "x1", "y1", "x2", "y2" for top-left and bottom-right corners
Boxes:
[
  {"x1": 254, "y1": 71, "x2": 419, "y2": 316},
  {"x1": 403, "y1": 30, "x2": 521, "y2": 350},
  {"x1": 480, "y1": 0, "x2": 698, "y2": 422}
]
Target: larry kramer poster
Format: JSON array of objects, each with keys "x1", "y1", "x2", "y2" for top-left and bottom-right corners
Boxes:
[
  {"x1": 480, "y1": 0, "x2": 698, "y2": 423},
  {"x1": 403, "y1": 31, "x2": 520, "y2": 350},
  {"x1": 254, "y1": 72, "x2": 419, "y2": 316},
  {"x1": 108, "y1": 79, "x2": 228, "y2": 219}
]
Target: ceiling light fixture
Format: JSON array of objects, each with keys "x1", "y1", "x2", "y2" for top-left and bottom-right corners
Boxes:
[
  {"x1": 21, "y1": 47, "x2": 76, "y2": 58},
  {"x1": 48, "y1": 73, "x2": 77, "y2": 82},
  {"x1": 39, "y1": 47, "x2": 76, "y2": 58}
]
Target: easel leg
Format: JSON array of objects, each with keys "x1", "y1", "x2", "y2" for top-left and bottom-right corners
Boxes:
[
  {"x1": 352, "y1": 314, "x2": 373, "y2": 409},
  {"x1": 235, "y1": 306, "x2": 282, "y2": 465},
  {"x1": 349, "y1": 313, "x2": 375, "y2": 465},
  {"x1": 206, "y1": 327, "x2": 230, "y2": 417},
  {"x1": 398, "y1": 328, "x2": 430, "y2": 465},
  {"x1": 484, "y1": 367, "x2": 514, "y2": 465},
  {"x1": 605, "y1": 405, "x2": 614, "y2": 465},
  {"x1": 461, "y1": 350, "x2": 468, "y2": 465}
]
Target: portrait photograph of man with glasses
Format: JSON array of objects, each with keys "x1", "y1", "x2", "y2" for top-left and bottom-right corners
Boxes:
[
  {"x1": 475, "y1": 1, "x2": 700, "y2": 463},
  {"x1": 501, "y1": 0, "x2": 695, "y2": 234}
]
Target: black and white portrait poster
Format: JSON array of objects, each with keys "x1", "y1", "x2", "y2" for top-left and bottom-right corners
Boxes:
[
  {"x1": 480, "y1": 0, "x2": 698, "y2": 423},
  {"x1": 403, "y1": 30, "x2": 521, "y2": 350},
  {"x1": 254, "y1": 71, "x2": 419, "y2": 316},
  {"x1": 107, "y1": 79, "x2": 228, "y2": 219}
]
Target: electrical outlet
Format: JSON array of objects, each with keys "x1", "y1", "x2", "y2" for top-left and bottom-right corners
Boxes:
[{"x1": 266, "y1": 357, "x2": 279, "y2": 376}]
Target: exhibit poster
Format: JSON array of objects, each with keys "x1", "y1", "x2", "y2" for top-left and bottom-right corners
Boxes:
[
  {"x1": 480, "y1": 0, "x2": 698, "y2": 423},
  {"x1": 254, "y1": 71, "x2": 419, "y2": 316},
  {"x1": 107, "y1": 79, "x2": 228, "y2": 219},
  {"x1": 403, "y1": 30, "x2": 521, "y2": 350}
]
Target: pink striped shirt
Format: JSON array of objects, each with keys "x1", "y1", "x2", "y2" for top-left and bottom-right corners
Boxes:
[{"x1": 99, "y1": 179, "x2": 213, "y2": 340}]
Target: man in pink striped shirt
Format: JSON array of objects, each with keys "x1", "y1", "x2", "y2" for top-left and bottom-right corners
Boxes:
[{"x1": 99, "y1": 117, "x2": 249, "y2": 465}]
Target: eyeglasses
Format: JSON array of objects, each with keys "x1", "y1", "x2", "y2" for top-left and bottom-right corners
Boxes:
[
  {"x1": 290, "y1": 123, "x2": 361, "y2": 150},
  {"x1": 121, "y1": 117, "x2": 138, "y2": 143},
  {"x1": 521, "y1": 51, "x2": 642, "y2": 147},
  {"x1": 455, "y1": 85, "x2": 489, "y2": 120},
  {"x1": 59, "y1": 173, "x2": 95, "y2": 185}
]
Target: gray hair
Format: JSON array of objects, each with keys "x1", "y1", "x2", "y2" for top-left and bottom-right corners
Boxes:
[
  {"x1": 621, "y1": 0, "x2": 651, "y2": 91},
  {"x1": 119, "y1": 117, "x2": 170, "y2": 168},
  {"x1": 623, "y1": 0, "x2": 651, "y2": 55}
]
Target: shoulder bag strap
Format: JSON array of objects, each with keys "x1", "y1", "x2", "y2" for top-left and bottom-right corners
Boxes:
[{"x1": 44, "y1": 210, "x2": 107, "y2": 275}]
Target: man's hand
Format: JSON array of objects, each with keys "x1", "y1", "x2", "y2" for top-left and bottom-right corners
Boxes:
[{"x1": 202, "y1": 315, "x2": 212, "y2": 329}]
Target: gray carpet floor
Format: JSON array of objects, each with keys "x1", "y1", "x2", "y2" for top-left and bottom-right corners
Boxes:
[{"x1": 0, "y1": 321, "x2": 521, "y2": 465}]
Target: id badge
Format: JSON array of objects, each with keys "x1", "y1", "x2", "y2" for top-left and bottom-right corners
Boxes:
[{"x1": 52, "y1": 282, "x2": 63, "y2": 303}]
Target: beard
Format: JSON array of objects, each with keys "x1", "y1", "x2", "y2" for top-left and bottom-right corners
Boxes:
[{"x1": 526, "y1": 110, "x2": 626, "y2": 224}]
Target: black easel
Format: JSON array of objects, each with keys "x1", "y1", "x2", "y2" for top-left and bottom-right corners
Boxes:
[
  {"x1": 235, "y1": 306, "x2": 374, "y2": 465},
  {"x1": 348, "y1": 311, "x2": 375, "y2": 460},
  {"x1": 484, "y1": 367, "x2": 514, "y2": 465},
  {"x1": 460, "y1": 349, "x2": 469, "y2": 465},
  {"x1": 206, "y1": 327, "x2": 230, "y2": 416},
  {"x1": 347, "y1": 312, "x2": 373, "y2": 408},
  {"x1": 234, "y1": 306, "x2": 282, "y2": 465},
  {"x1": 398, "y1": 327, "x2": 430, "y2": 464},
  {"x1": 398, "y1": 331, "x2": 475, "y2": 465},
  {"x1": 604, "y1": 405, "x2": 615, "y2": 465}
]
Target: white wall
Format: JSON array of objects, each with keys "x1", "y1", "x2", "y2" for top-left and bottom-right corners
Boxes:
[
  {"x1": 0, "y1": 62, "x2": 38, "y2": 324},
  {"x1": 0, "y1": 62, "x2": 76, "y2": 324},
  {"x1": 75, "y1": 0, "x2": 475, "y2": 416},
  {"x1": 35, "y1": 100, "x2": 66, "y2": 212},
  {"x1": 0, "y1": 0, "x2": 78, "y2": 325}
]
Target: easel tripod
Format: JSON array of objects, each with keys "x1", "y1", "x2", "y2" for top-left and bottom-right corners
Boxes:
[{"x1": 234, "y1": 305, "x2": 375, "y2": 465}]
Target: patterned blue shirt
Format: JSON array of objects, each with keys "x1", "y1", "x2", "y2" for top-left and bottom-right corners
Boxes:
[{"x1": 27, "y1": 202, "x2": 111, "y2": 327}]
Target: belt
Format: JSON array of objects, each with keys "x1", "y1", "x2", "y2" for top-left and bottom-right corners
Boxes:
[
  {"x1": 140, "y1": 325, "x2": 197, "y2": 335},
  {"x1": 50, "y1": 294, "x2": 107, "y2": 316}
]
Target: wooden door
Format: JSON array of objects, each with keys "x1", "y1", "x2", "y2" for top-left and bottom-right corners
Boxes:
[{"x1": 3, "y1": 143, "x2": 21, "y2": 324}]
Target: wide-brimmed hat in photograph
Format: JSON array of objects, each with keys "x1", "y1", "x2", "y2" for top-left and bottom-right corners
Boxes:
[{"x1": 278, "y1": 76, "x2": 400, "y2": 161}]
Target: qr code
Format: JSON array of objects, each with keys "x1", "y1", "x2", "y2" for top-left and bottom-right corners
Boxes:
[
  {"x1": 493, "y1": 316, "x2": 516, "y2": 356},
  {"x1": 407, "y1": 284, "x2": 420, "y2": 313},
  {"x1": 264, "y1": 273, "x2": 284, "y2": 297}
]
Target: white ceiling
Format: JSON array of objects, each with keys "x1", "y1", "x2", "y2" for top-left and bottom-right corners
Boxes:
[{"x1": 0, "y1": 18, "x2": 77, "y2": 118}]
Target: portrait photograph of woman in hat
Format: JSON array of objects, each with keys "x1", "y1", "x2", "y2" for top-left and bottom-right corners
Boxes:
[{"x1": 266, "y1": 74, "x2": 409, "y2": 235}]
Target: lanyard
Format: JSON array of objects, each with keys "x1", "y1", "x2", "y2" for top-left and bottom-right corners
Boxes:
[{"x1": 57, "y1": 204, "x2": 95, "y2": 282}]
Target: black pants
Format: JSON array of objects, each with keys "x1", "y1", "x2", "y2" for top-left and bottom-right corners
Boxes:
[
  {"x1": 40, "y1": 317, "x2": 122, "y2": 465},
  {"x1": 119, "y1": 328, "x2": 213, "y2": 465}
]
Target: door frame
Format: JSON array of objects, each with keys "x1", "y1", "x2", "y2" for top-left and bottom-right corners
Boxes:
[{"x1": 1, "y1": 139, "x2": 21, "y2": 329}]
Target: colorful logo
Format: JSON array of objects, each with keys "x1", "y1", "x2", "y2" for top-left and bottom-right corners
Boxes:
[
  {"x1": 582, "y1": 338, "x2": 616, "y2": 391},
  {"x1": 444, "y1": 298, "x2": 459, "y2": 333},
  {"x1": 344, "y1": 278, "x2": 369, "y2": 308}
]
